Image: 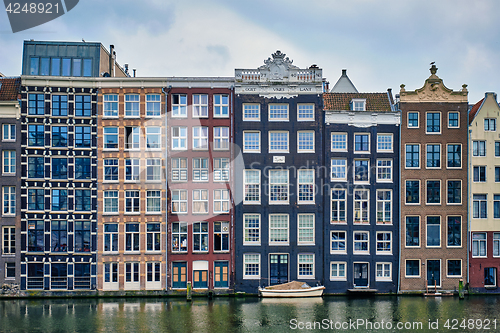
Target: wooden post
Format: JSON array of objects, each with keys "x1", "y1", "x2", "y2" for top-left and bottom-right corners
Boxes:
[
  {"x1": 459, "y1": 279, "x2": 465, "y2": 299},
  {"x1": 187, "y1": 281, "x2": 192, "y2": 302}
]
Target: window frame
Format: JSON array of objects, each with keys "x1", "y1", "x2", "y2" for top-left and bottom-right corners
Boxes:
[
  {"x1": 125, "y1": 190, "x2": 140, "y2": 214},
  {"x1": 353, "y1": 231, "x2": 369, "y2": 254},
  {"x1": 331, "y1": 158, "x2": 347, "y2": 181},
  {"x1": 2, "y1": 150, "x2": 15, "y2": 175},
  {"x1": 192, "y1": 189, "x2": 208, "y2": 214},
  {"x1": 448, "y1": 112, "x2": 459, "y2": 128},
  {"x1": 447, "y1": 144, "x2": 462, "y2": 169},
  {"x1": 243, "y1": 169, "x2": 260, "y2": 204},
  {"x1": 297, "y1": 169, "x2": 315, "y2": 204},
  {"x1": 172, "y1": 222, "x2": 188, "y2": 252},
  {"x1": 330, "y1": 231, "x2": 347, "y2": 254},
  {"x1": 330, "y1": 262, "x2": 347, "y2": 281},
  {"x1": 405, "y1": 259, "x2": 421, "y2": 278},
  {"x1": 426, "y1": 216, "x2": 441, "y2": 248},
  {"x1": 243, "y1": 214, "x2": 261, "y2": 245},
  {"x1": 214, "y1": 94, "x2": 229, "y2": 118},
  {"x1": 472, "y1": 232, "x2": 487, "y2": 258},
  {"x1": 331, "y1": 133, "x2": 347, "y2": 152},
  {"x1": 103, "y1": 190, "x2": 119, "y2": 214},
  {"x1": 2, "y1": 226, "x2": 15, "y2": 255},
  {"x1": 103, "y1": 94, "x2": 118, "y2": 118},
  {"x1": 213, "y1": 189, "x2": 230, "y2": 214},
  {"x1": 376, "y1": 133, "x2": 393, "y2": 152},
  {"x1": 426, "y1": 144, "x2": 441, "y2": 169},
  {"x1": 103, "y1": 127, "x2": 119, "y2": 150},
  {"x1": 297, "y1": 131, "x2": 315, "y2": 153},
  {"x1": 447, "y1": 180, "x2": 462, "y2": 205},
  {"x1": 124, "y1": 94, "x2": 140, "y2": 118},
  {"x1": 171, "y1": 157, "x2": 187, "y2": 182},
  {"x1": 405, "y1": 216, "x2": 420, "y2": 248},
  {"x1": 426, "y1": 111, "x2": 441, "y2": 134},
  {"x1": 192, "y1": 158, "x2": 209, "y2": 182},
  {"x1": 376, "y1": 159, "x2": 392, "y2": 182},
  {"x1": 269, "y1": 214, "x2": 289, "y2": 246},
  {"x1": 2, "y1": 124, "x2": 15, "y2": 142},
  {"x1": 407, "y1": 112, "x2": 419, "y2": 128},
  {"x1": 171, "y1": 189, "x2": 188, "y2": 214},
  {"x1": 192, "y1": 94, "x2": 208, "y2": 118},
  {"x1": 405, "y1": 144, "x2": 420, "y2": 169},
  {"x1": 268, "y1": 170, "x2": 289, "y2": 205},
  {"x1": 243, "y1": 131, "x2": 261, "y2": 153},
  {"x1": 297, "y1": 253, "x2": 315, "y2": 279},
  {"x1": 269, "y1": 131, "x2": 289, "y2": 153},
  {"x1": 146, "y1": 190, "x2": 162, "y2": 213},
  {"x1": 268, "y1": 104, "x2": 289, "y2": 121},
  {"x1": 242, "y1": 103, "x2": 260, "y2": 121},
  {"x1": 354, "y1": 133, "x2": 370, "y2": 153},
  {"x1": 171, "y1": 94, "x2": 187, "y2": 118},
  {"x1": 2, "y1": 186, "x2": 16, "y2": 216},
  {"x1": 146, "y1": 94, "x2": 161, "y2": 118},
  {"x1": 297, "y1": 103, "x2": 315, "y2": 121},
  {"x1": 473, "y1": 194, "x2": 487, "y2": 219},
  {"x1": 447, "y1": 216, "x2": 462, "y2": 248},
  {"x1": 426, "y1": 180, "x2": 441, "y2": 205},
  {"x1": 297, "y1": 214, "x2": 315, "y2": 246},
  {"x1": 375, "y1": 262, "x2": 392, "y2": 282},
  {"x1": 243, "y1": 254, "x2": 261, "y2": 279},
  {"x1": 376, "y1": 189, "x2": 392, "y2": 224},
  {"x1": 331, "y1": 189, "x2": 346, "y2": 224},
  {"x1": 353, "y1": 189, "x2": 369, "y2": 224},
  {"x1": 171, "y1": 126, "x2": 187, "y2": 150},
  {"x1": 376, "y1": 232, "x2": 392, "y2": 255},
  {"x1": 213, "y1": 127, "x2": 229, "y2": 150}
]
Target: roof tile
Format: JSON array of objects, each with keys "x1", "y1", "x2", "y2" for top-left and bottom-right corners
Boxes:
[
  {"x1": 0, "y1": 77, "x2": 21, "y2": 101},
  {"x1": 323, "y1": 92, "x2": 392, "y2": 112}
]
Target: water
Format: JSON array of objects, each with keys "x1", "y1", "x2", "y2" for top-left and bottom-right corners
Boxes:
[{"x1": 1, "y1": 296, "x2": 500, "y2": 332}]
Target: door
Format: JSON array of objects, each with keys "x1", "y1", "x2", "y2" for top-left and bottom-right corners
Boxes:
[
  {"x1": 269, "y1": 254, "x2": 288, "y2": 285},
  {"x1": 427, "y1": 260, "x2": 440, "y2": 287},
  {"x1": 214, "y1": 261, "x2": 229, "y2": 288},
  {"x1": 354, "y1": 263, "x2": 369, "y2": 287},
  {"x1": 172, "y1": 262, "x2": 187, "y2": 288}
]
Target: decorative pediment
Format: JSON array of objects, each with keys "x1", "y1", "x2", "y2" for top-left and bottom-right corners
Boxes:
[{"x1": 257, "y1": 50, "x2": 299, "y2": 81}]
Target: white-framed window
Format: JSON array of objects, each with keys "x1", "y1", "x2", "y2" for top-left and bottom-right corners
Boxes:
[
  {"x1": 331, "y1": 159, "x2": 347, "y2": 181},
  {"x1": 125, "y1": 262, "x2": 140, "y2": 287},
  {"x1": 193, "y1": 222, "x2": 208, "y2": 252},
  {"x1": 331, "y1": 189, "x2": 346, "y2": 223},
  {"x1": 426, "y1": 112, "x2": 441, "y2": 133},
  {"x1": 376, "y1": 159, "x2": 392, "y2": 182},
  {"x1": 146, "y1": 190, "x2": 161, "y2": 213},
  {"x1": 2, "y1": 150, "x2": 15, "y2": 175},
  {"x1": 269, "y1": 170, "x2": 289, "y2": 204},
  {"x1": 297, "y1": 131, "x2": 315, "y2": 153},
  {"x1": 243, "y1": 104, "x2": 260, "y2": 121},
  {"x1": 172, "y1": 94, "x2": 187, "y2": 117},
  {"x1": 172, "y1": 222, "x2": 188, "y2": 252},
  {"x1": 103, "y1": 94, "x2": 118, "y2": 117},
  {"x1": 146, "y1": 159, "x2": 162, "y2": 181},
  {"x1": 354, "y1": 189, "x2": 369, "y2": 223},
  {"x1": 124, "y1": 94, "x2": 140, "y2": 117},
  {"x1": 125, "y1": 127, "x2": 140, "y2": 150},
  {"x1": 493, "y1": 233, "x2": 500, "y2": 257},
  {"x1": 426, "y1": 144, "x2": 441, "y2": 169},
  {"x1": 472, "y1": 233, "x2": 487, "y2": 257},
  {"x1": 244, "y1": 170, "x2": 260, "y2": 204},
  {"x1": 405, "y1": 144, "x2": 420, "y2": 168},
  {"x1": 244, "y1": 214, "x2": 260, "y2": 245},
  {"x1": 353, "y1": 231, "x2": 369, "y2": 254},
  {"x1": 103, "y1": 127, "x2": 118, "y2": 150},
  {"x1": 213, "y1": 127, "x2": 229, "y2": 150},
  {"x1": 297, "y1": 169, "x2": 315, "y2": 204},
  {"x1": 426, "y1": 180, "x2": 441, "y2": 205},
  {"x1": 297, "y1": 104, "x2": 314, "y2": 121},
  {"x1": 214, "y1": 222, "x2": 229, "y2": 252},
  {"x1": 448, "y1": 112, "x2": 459, "y2": 128},
  {"x1": 351, "y1": 99, "x2": 366, "y2": 111},
  {"x1": 408, "y1": 112, "x2": 419, "y2": 128},
  {"x1": 172, "y1": 126, "x2": 187, "y2": 150},
  {"x1": 298, "y1": 254, "x2": 315, "y2": 279},
  {"x1": 354, "y1": 133, "x2": 370, "y2": 152},
  {"x1": 330, "y1": 262, "x2": 347, "y2": 281},
  {"x1": 103, "y1": 262, "x2": 119, "y2": 289},
  {"x1": 405, "y1": 259, "x2": 420, "y2": 277},
  {"x1": 426, "y1": 216, "x2": 441, "y2": 247},
  {"x1": 354, "y1": 160, "x2": 369, "y2": 183},
  {"x1": 297, "y1": 214, "x2": 315, "y2": 245},
  {"x1": 331, "y1": 231, "x2": 347, "y2": 254},
  {"x1": 376, "y1": 263, "x2": 392, "y2": 281},
  {"x1": 446, "y1": 259, "x2": 462, "y2": 277},
  {"x1": 269, "y1": 131, "x2": 289, "y2": 153},
  {"x1": 192, "y1": 126, "x2": 208, "y2": 150},
  {"x1": 376, "y1": 232, "x2": 392, "y2": 254},
  {"x1": 243, "y1": 254, "x2": 260, "y2": 279},
  {"x1": 2, "y1": 124, "x2": 15, "y2": 141},
  {"x1": 171, "y1": 157, "x2": 187, "y2": 182},
  {"x1": 2, "y1": 226, "x2": 15, "y2": 255},
  {"x1": 485, "y1": 118, "x2": 497, "y2": 131},
  {"x1": 269, "y1": 214, "x2": 289, "y2": 245},
  {"x1": 243, "y1": 131, "x2": 260, "y2": 153},
  {"x1": 193, "y1": 158, "x2": 209, "y2": 182},
  {"x1": 192, "y1": 94, "x2": 208, "y2": 117},
  {"x1": 103, "y1": 190, "x2": 118, "y2": 213},
  {"x1": 213, "y1": 189, "x2": 230, "y2": 213},
  {"x1": 213, "y1": 158, "x2": 229, "y2": 182},
  {"x1": 331, "y1": 133, "x2": 347, "y2": 151},
  {"x1": 125, "y1": 158, "x2": 140, "y2": 182},
  {"x1": 472, "y1": 141, "x2": 486, "y2": 157},
  {"x1": 214, "y1": 94, "x2": 229, "y2": 118},
  {"x1": 146, "y1": 262, "x2": 162, "y2": 288},
  {"x1": 103, "y1": 158, "x2": 118, "y2": 182},
  {"x1": 146, "y1": 94, "x2": 161, "y2": 117},
  {"x1": 125, "y1": 190, "x2": 140, "y2": 213},
  {"x1": 146, "y1": 127, "x2": 161, "y2": 149},
  {"x1": 269, "y1": 104, "x2": 288, "y2": 121},
  {"x1": 376, "y1": 190, "x2": 392, "y2": 224},
  {"x1": 103, "y1": 224, "x2": 118, "y2": 252},
  {"x1": 125, "y1": 223, "x2": 140, "y2": 252},
  {"x1": 377, "y1": 134, "x2": 393, "y2": 152},
  {"x1": 192, "y1": 189, "x2": 208, "y2": 214}
]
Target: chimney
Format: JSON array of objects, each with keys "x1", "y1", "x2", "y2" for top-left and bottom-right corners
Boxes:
[
  {"x1": 133, "y1": 69, "x2": 136, "y2": 78},
  {"x1": 109, "y1": 44, "x2": 115, "y2": 77},
  {"x1": 342, "y1": 69, "x2": 347, "y2": 76},
  {"x1": 124, "y1": 64, "x2": 129, "y2": 76}
]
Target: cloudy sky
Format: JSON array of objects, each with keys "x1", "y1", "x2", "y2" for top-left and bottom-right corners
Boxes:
[{"x1": 0, "y1": 0, "x2": 498, "y2": 103}]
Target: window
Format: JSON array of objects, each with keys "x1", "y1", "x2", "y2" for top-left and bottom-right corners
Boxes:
[
  {"x1": 376, "y1": 159, "x2": 392, "y2": 181},
  {"x1": 171, "y1": 157, "x2": 187, "y2": 181},
  {"x1": 406, "y1": 216, "x2": 420, "y2": 247},
  {"x1": 74, "y1": 189, "x2": 91, "y2": 211},
  {"x1": 331, "y1": 231, "x2": 346, "y2": 253},
  {"x1": 376, "y1": 232, "x2": 392, "y2": 254},
  {"x1": 244, "y1": 170, "x2": 260, "y2": 204},
  {"x1": 405, "y1": 144, "x2": 420, "y2": 168},
  {"x1": 298, "y1": 254, "x2": 314, "y2": 279},
  {"x1": 331, "y1": 189, "x2": 346, "y2": 223},
  {"x1": 52, "y1": 158, "x2": 67, "y2": 179},
  {"x1": 5, "y1": 263, "x2": 15, "y2": 279},
  {"x1": 72, "y1": 58, "x2": 82, "y2": 76},
  {"x1": 103, "y1": 127, "x2": 118, "y2": 149},
  {"x1": 331, "y1": 159, "x2": 347, "y2": 181},
  {"x1": 125, "y1": 262, "x2": 140, "y2": 284},
  {"x1": 192, "y1": 189, "x2": 208, "y2": 214},
  {"x1": 214, "y1": 189, "x2": 230, "y2": 213},
  {"x1": 52, "y1": 221, "x2": 68, "y2": 252},
  {"x1": 193, "y1": 158, "x2": 209, "y2": 181},
  {"x1": 27, "y1": 220, "x2": 44, "y2": 252},
  {"x1": 408, "y1": 112, "x2": 419, "y2": 127},
  {"x1": 426, "y1": 112, "x2": 440, "y2": 133},
  {"x1": 298, "y1": 104, "x2": 314, "y2": 121},
  {"x1": 496, "y1": 167, "x2": 500, "y2": 182},
  {"x1": 496, "y1": 142, "x2": 500, "y2": 157},
  {"x1": 376, "y1": 190, "x2": 391, "y2": 224},
  {"x1": 426, "y1": 180, "x2": 441, "y2": 204},
  {"x1": 354, "y1": 160, "x2": 369, "y2": 182},
  {"x1": 448, "y1": 112, "x2": 459, "y2": 128},
  {"x1": 103, "y1": 94, "x2": 118, "y2": 117},
  {"x1": 243, "y1": 104, "x2": 260, "y2": 121},
  {"x1": 125, "y1": 190, "x2": 140, "y2": 213},
  {"x1": 28, "y1": 189, "x2": 44, "y2": 210},
  {"x1": 146, "y1": 190, "x2": 161, "y2": 213},
  {"x1": 146, "y1": 159, "x2": 162, "y2": 181},
  {"x1": 447, "y1": 144, "x2": 461, "y2": 168},
  {"x1": 214, "y1": 221, "x2": 229, "y2": 251},
  {"x1": 426, "y1": 216, "x2": 441, "y2": 247},
  {"x1": 243, "y1": 131, "x2": 260, "y2": 152},
  {"x1": 104, "y1": 224, "x2": 118, "y2": 252},
  {"x1": 330, "y1": 262, "x2": 346, "y2": 280},
  {"x1": 214, "y1": 127, "x2": 229, "y2": 150},
  {"x1": 125, "y1": 127, "x2": 140, "y2": 150},
  {"x1": 172, "y1": 222, "x2": 187, "y2": 252},
  {"x1": 472, "y1": 233, "x2": 487, "y2": 257},
  {"x1": 376, "y1": 263, "x2": 392, "y2": 281},
  {"x1": 30, "y1": 57, "x2": 39, "y2": 75},
  {"x1": 269, "y1": 214, "x2": 289, "y2": 245},
  {"x1": 447, "y1": 216, "x2": 461, "y2": 247},
  {"x1": 353, "y1": 232, "x2": 369, "y2": 254},
  {"x1": 485, "y1": 267, "x2": 497, "y2": 287},
  {"x1": 2, "y1": 150, "x2": 15, "y2": 174},
  {"x1": 75, "y1": 95, "x2": 91, "y2": 117},
  {"x1": 331, "y1": 133, "x2": 347, "y2": 151},
  {"x1": 172, "y1": 94, "x2": 187, "y2": 117},
  {"x1": 377, "y1": 134, "x2": 392, "y2": 152},
  {"x1": 2, "y1": 186, "x2": 15, "y2": 215},
  {"x1": 243, "y1": 254, "x2": 260, "y2": 279},
  {"x1": 146, "y1": 223, "x2": 161, "y2": 252},
  {"x1": 193, "y1": 222, "x2": 208, "y2": 252},
  {"x1": 62, "y1": 58, "x2": 71, "y2": 76},
  {"x1": 473, "y1": 166, "x2": 486, "y2": 182},
  {"x1": 74, "y1": 221, "x2": 90, "y2": 253},
  {"x1": 494, "y1": 233, "x2": 500, "y2": 257},
  {"x1": 103, "y1": 190, "x2": 118, "y2": 213},
  {"x1": 146, "y1": 127, "x2": 161, "y2": 149},
  {"x1": 473, "y1": 141, "x2": 486, "y2": 157},
  {"x1": 51, "y1": 95, "x2": 68, "y2": 117},
  {"x1": 51, "y1": 189, "x2": 67, "y2": 211},
  {"x1": 297, "y1": 131, "x2": 314, "y2": 152},
  {"x1": 28, "y1": 124, "x2": 44, "y2": 147},
  {"x1": 125, "y1": 223, "x2": 140, "y2": 252},
  {"x1": 485, "y1": 118, "x2": 496, "y2": 131},
  {"x1": 3, "y1": 124, "x2": 15, "y2": 141},
  {"x1": 172, "y1": 127, "x2": 187, "y2": 150},
  {"x1": 172, "y1": 190, "x2": 187, "y2": 214},
  {"x1": 214, "y1": 94, "x2": 229, "y2": 117},
  {"x1": 75, "y1": 126, "x2": 91, "y2": 148},
  {"x1": 354, "y1": 134, "x2": 369, "y2": 152},
  {"x1": 269, "y1": 131, "x2": 289, "y2": 152},
  {"x1": 41, "y1": 58, "x2": 49, "y2": 75},
  {"x1": 2, "y1": 226, "x2": 15, "y2": 255},
  {"x1": 354, "y1": 189, "x2": 369, "y2": 223},
  {"x1": 447, "y1": 180, "x2": 461, "y2": 204},
  {"x1": 146, "y1": 94, "x2": 161, "y2": 117},
  {"x1": 405, "y1": 260, "x2": 420, "y2": 277},
  {"x1": 473, "y1": 194, "x2": 487, "y2": 219},
  {"x1": 192, "y1": 94, "x2": 208, "y2": 117},
  {"x1": 125, "y1": 94, "x2": 140, "y2": 117},
  {"x1": 351, "y1": 99, "x2": 366, "y2": 111},
  {"x1": 125, "y1": 158, "x2": 140, "y2": 182},
  {"x1": 495, "y1": 195, "x2": 500, "y2": 219},
  {"x1": 28, "y1": 157, "x2": 44, "y2": 179},
  {"x1": 269, "y1": 104, "x2": 288, "y2": 120},
  {"x1": 192, "y1": 126, "x2": 208, "y2": 150},
  {"x1": 298, "y1": 214, "x2": 315, "y2": 245},
  {"x1": 244, "y1": 214, "x2": 260, "y2": 245},
  {"x1": 297, "y1": 169, "x2": 314, "y2": 204},
  {"x1": 426, "y1": 144, "x2": 440, "y2": 168},
  {"x1": 269, "y1": 170, "x2": 289, "y2": 204},
  {"x1": 104, "y1": 159, "x2": 118, "y2": 181},
  {"x1": 28, "y1": 94, "x2": 45, "y2": 115}
]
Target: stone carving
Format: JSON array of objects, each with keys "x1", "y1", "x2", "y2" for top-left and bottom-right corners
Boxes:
[{"x1": 258, "y1": 50, "x2": 299, "y2": 81}]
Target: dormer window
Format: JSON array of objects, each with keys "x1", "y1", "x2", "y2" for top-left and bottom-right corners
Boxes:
[{"x1": 351, "y1": 99, "x2": 366, "y2": 111}]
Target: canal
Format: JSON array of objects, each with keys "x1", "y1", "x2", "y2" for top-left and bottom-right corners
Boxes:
[{"x1": 1, "y1": 296, "x2": 500, "y2": 332}]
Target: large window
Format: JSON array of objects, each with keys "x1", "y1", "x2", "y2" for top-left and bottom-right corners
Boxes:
[
  {"x1": 354, "y1": 160, "x2": 369, "y2": 182},
  {"x1": 331, "y1": 231, "x2": 346, "y2": 253},
  {"x1": 104, "y1": 159, "x2": 118, "y2": 181},
  {"x1": 172, "y1": 222, "x2": 187, "y2": 252},
  {"x1": 406, "y1": 216, "x2": 420, "y2": 247},
  {"x1": 193, "y1": 94, "x2": 208, "y2": 117},
  {"x1": 269, "y1": 214, "x2": 289, "y2": 245},
  {"x1": 172, "y1": 94, "x2": 187, "y2": 117},
  {"x1": 472, "y1": 233, "x2": 487, "y2": 257},
  {"x1": 125, "y1": 127, "x2": 140, "y2": 150},
  {"x1": 376, "y1": 232, "x2": 392, "y2": 254},
  {"x1": 297, "y1": 104, "x2": 314, "y2": 121},
  {"x1": 2, "y1": 186, "x2": 15, "y2": 215},
  {"x1": 331, "y1": 262, "x2": 346, "y2": 280},
  {"x1": 146, "y1": 159, "x2": 162, "y2": 181},
  {"x1": 473, "y1": 194, "x2": 487, "y2": 219},
  {"x1": 269, "y1": 131, "x2": 289, "y2": 152},
  {"x1": 75, "y1": 126, "x2": 91, "y2": 148},
  {"x1": 377, "y1": 134, "x2": 392, "y2": 152},
  {"x1": 213, "y1": 189, "x2": 230, "y2": 213},
  {"x1": 406, "y1": 144, "x2": 420, "y2": 168},
  {"x1": 331, "y1": 133, "x2": 347, "y2": 151},
  {"x1": 28, "y1": 220, "x2": 44, "y2": 252},
  {"x1": 103, "y1": 95, "x2": 118, "y2": 117},
  {"x1": 243, "y1": 254, "x2": 260, "y2": 279},
  {"x1": 125, "y1": 158, "x2": 140, "y2": 182},
  {"x1": 74, "y1": 221, "x2": 91, "y2": 253},
  {"x1": 473, "y1": 141, "x2": 486, "y2": 157},
  {"x1": 51, "y1": 221, "x2": 67, "y2": 253},
  {"x1": 146, "y1": 94, "x2": 161, "y2": 117},
  {"x1": 243, "y1": 131, "x2": 260, "y2": 153},
  {"x1": 244, "y1": 214, "x2": 260, "y2": 245},
  {"x1": 75, "y1": 189, "x2": 91, "y2": 211},
  {"x1": 485, "y1": 268, "x2": 497, "y2": 287},
  {"x1": 495, "y1": 195, "x2": 500, "y2": 219},
  {"x1": 214, "y1": 94, "x2": 229, "y2": 117},
  {"x1": 28, "y1": 157, "x2": 44, "y2": 178},
  {"x1": 354, "y1": 189, "x2": 369, "y2": 223},
  {"x1": 426, "y1": 144, "x2": 440, "y2": 168},
  {"x1": 75, "y1": 95, "x2": 91, "y2": 117},
  {"x1": 269, "y1": 170, "x2": 289, "y2": 204},
  {"x1": 354, "y1": 134, "x2": 369, "y2": 152},
  {"x1": 297, "y1": 131, "x2": 314, "y2": 153},
  {"x1": 494, "y1": 233, "x2": 500, "y2": 257},
  {"x1": 28, "y1": 189, "x2": 44, "y2": 210},
  {"x1": 447, "y1": 144, "x2": 461, "y2": 168},
  {"x1": 104, "y1": 224, "x2": 118, "y2": 252},
  {"x1": 243, "y1": 104, "x2": 260, "y2": 121},
  {"x1": 244, "y1": 170, "x2": 260, "y2": 204},
  {"x1": 426, "y1": 216, "x2": 441, "y2": 247},
  {"x1": 146, "y1": 127, "x2": 161, "y2": 149},
  {"x1": 171, "y1": 158, "x2": 187, "y2": 181},
  {"x1": 447, "y1": 180, "x2": 461, "y2": 204},
  {"x1": 331, "y1": 159, "x2": 347, "y2": 181},
  {"x1": 193, "y1": 222, "x2": 208, "y2": 252},
  {"x1": 172, "y1": 190, "x2": 187, "y2": 214},
  {"x1": 448, "y1": 112, "x2": 459, "y2": 128},
  {"x1": 193, "y1": 158, "x2": 209, "y2": 182},
  {"x1": 213, "y1": 158, "x2": 230, "y2": 181},
  {"x1": 473, "y1": 166, "x2": 486, "y2": 182},
  {"x1": 103, "y1": 190, "x2": 118, "y2": 213},
  {"x1": 297, "y1": 169, "x2": 314, "y2": 204},
  {"x1": 125, "y1": 94, "x2": 140, "y2": 117},
  {"x1": 298, "y1": 214, "x2": 315, "y2": 245},
  {"x1": 51, "y1": 189, "x2": 67, "y2": 211},
  {"x1": 2, "y1": 151, "x2": 15, "y2": 175},
  {"x1": 2, "y1": 226, "x2": 15, "y2": 255},
  {"x1": 125, "y1": 190, "x2": 140, "y2": 213},
  {"x1": 485, "y1": 118, "x2": 497, "y2": 131},
  {"x1": 146, "y1": 190, "x2": 161, "y2": 213},
  {"x1": 103, "y1": 127, "x2": 118, "y2": 149},
  {"x1": 426, "y1": 180, "x2": 441, "y2": 204},
  {"x1": 192, "y1": 126, "x2": 208, "y2": 150},
  {"x1": 51, "y1": 126, "x2": 67, "y2": 147},
  {"x1": 269, "y1": 104, "x2": 288, "y2": 120},
  {"x1": 172, "y1": 126, "x2": 187, "y2": 150},
  {"x1": 52, "y1": 158, "x2": 67, "y2": 179},
  {"x1": 2, "y1": 124, "x2": 15, "y2": 141},
  {"x1": 213, "y1": 127, "x2": 229, "y2": 150},
  {"x1": 406, "y1": 260, "x2": 420, "y2": 277},
  {"x1": 376, "y1": 263, "x2": 392, "y2": 281},
  {"x1": 28, "y1": 124, "x2": 44, "y2": 147},
  {"x1": 408, "y1": 112, "x2": 419, "y2": 128},
  {"x1": 125, "y1": 223, "x2": 140, "y2": 252},
  {"x1": 214, "y1": 221, "x2": 229, "y2": 251},
  {"x1": 331, "y1": 189, "x2": 346, "y2": 223},
  {"x1": 426, "y1": 112, "x2": 440, "y2": 133},
  {"x1": 147, "y1": 223, "x2": 161, "y2": 252},
  {"x1": 353, "y1": 231, "x2": 369, "y2": 254},
  {"x1": 51, "y1": 95, "x2": 68, "y2": 116},
  {"x1": 28, "y1": 94, "x2": 45, "y2": 115},
  {"x1": 376, "y1": 159, "x2": 392, "y2": 182},
  {"x1": 192, "y1": 189, "x2": 208, "y2": 214},
  {"x1": 447, "y1": 216, "x2": 461, "y2": 247},
  {"x1": 298, "y1": 254, "x2": 315, "y2": 279},
  {"x1": 376, "y1": 190, "x2": 391, "y2": 224}
]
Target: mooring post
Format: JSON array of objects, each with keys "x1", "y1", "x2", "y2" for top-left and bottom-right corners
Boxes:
[
  {"x1": 458, "y1": 279, "x2": 465, "y2": 299},
  {"x1": 187, "y1": 281, "x2": 192, "y2": 302}
]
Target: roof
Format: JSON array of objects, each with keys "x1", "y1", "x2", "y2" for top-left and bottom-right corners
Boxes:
[
  {"x1": 0, "y1": 77, "x2": 21, "y2": 101},
  {"x1": 468, "y1": 98, "x2": 484, "y2": 125},
  {"x1": 330, "y1": 69, "x2": 358, "y2": 93},
  {"x1": 323, "y1": 92, "x2": 393, "y2": 112}
]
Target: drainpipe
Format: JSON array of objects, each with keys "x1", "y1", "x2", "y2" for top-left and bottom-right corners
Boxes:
[
  {"x1": 230, "y1": 84, "x2": 235, "y2": 290},
  {"x1": 162, "y1": 85, "x2": 172, "y2": 290},
  {"x1": 397, "y1": 106, "x2": 402, "y2": 294},
  {"x1": 467, "y1": 118, "x2": 471, "y2": 286}
]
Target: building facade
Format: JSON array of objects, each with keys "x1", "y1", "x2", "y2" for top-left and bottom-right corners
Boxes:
[{"x1": 399, "y1": 65, "x2": 469, "y2": 292}]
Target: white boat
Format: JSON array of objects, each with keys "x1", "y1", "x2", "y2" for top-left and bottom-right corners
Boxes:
[{"x1": 258, "y1": 281, "x2": 325, "y2": 298}]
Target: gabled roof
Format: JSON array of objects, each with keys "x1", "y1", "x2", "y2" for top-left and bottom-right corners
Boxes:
[
  {"x1": 468, "y1": 98, "x2": 484, "y2": 125},
  {"x1": 323, "y1": 92, "x2": 393, "y2": 112},
  {"x1": 0, "y1": 77, "x2": 21, "y2": 101},
  {"x1": 330, "y1": 69, "x2": 358, "y2": 93}
]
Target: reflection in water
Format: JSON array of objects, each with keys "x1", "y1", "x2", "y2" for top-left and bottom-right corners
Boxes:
[{"x1": 1, "y1": 296, "x2": 500, "y2": 332}]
